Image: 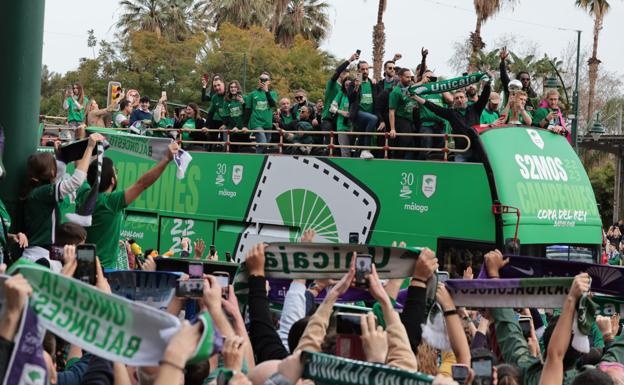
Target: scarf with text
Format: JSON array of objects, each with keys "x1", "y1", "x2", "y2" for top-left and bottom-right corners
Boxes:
[{"x1": 408, "y1": 72, "x2": 489, "y2": 96}]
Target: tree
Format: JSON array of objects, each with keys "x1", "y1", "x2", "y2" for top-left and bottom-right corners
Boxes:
[
  {"x1": 274, "y1": 0, "x2": 331, "y2": 47},
  {"x1": 576, "y1": 0, "x2": 613, "y2": 124},
  {"x1": 588, "y1": 157, "x2": 615, "y2": 225},
  {"x1": 372, "y1": 0, "x2": 387, "y2": 80},
  {"x1": 87, "y1": 29, "x2": 97, "y2": 59},
  {"x1": 196, "y1": 0, "x2": 270, "y2": 30},
  {"x1": 469, "y1": 0, "x2": 516, "y2": 69},
  {"x1": 116, "y1": 0, "x2": 199, "y2": 41}
]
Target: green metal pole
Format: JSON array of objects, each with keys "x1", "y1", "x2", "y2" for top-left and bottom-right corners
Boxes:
[
  {"x1": 0, "y1": 2, "x2": 46, "y2": 212},
  {"x1": 572, "y1": 30, "x2": 581, "y2": 151}
]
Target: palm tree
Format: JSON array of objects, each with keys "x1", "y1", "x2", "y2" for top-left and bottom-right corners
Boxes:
[
  {"x1": 274, "y1": 0, "x2": 330, "y2": 47},
  {"x1": 116, "y1": 0, "x2": 199, "y2": 40},
  {"x1": 116, "y1": 0, "x2": 166, "y2": 38},
  {"x1": 469, "y1": 0, "x2": 516, "y2": 69},
  {"x1": 195, "y1": 0, "x2": 270, "y2": 30},
  {"x1": 372, "y1": 0, "x2": 387, "y2": 80},
  {"x1": 576, "y1": 0, "x2": 612, "y2": 124}
]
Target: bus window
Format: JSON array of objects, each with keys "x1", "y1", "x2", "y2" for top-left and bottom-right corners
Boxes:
[{"x1": 437, "y1": 238, "x2": 496, "y2": 278}]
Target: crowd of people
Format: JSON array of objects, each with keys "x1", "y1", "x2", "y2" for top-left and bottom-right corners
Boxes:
[{"x1": 54, "y1": 47, "x2": 570, "y2": 161}]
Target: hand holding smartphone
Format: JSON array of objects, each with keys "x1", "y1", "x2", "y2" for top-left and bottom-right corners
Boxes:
[
  {"x1": 452, "y1": 364, "x2": 469, "y2": 384},
  {"x1": 354, "y1": 254, "x2": 372, "y2": 288},
  {"x1": 472, "y1": 356, "x2": 493, "y2": 385},
  {"x1": 74, "y1": 244, "x2": 97, "y2": 285},
  {"x1": 213, "y1": 271, "x2": 230, "y2": 299}
]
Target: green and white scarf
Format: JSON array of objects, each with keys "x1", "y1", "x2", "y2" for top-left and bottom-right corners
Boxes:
[
  {"x1": 6, "y1": 262, "x2": 218, "y2": 366},
  {"x1": 408, "y1": 72, "x2": 489, "y2": 96}
]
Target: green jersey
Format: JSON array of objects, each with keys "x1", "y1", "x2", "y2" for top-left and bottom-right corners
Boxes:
[
  {"x1": 24, "y1": 184, "x2": 59, "y2": 247},
  {"x1": 322, "y1": 79, "x2": 340, "y2": 120},
  {"x1": 67, "y1": 96, "x2": 88, "y2": 123},
  {"x1": 533, "y1": 107, "x2": 561, "y2": 128},
  {"x1": 112, "y1": 111, "x2": 128, "y2": 128},
  {"x1": 245, "y1": 89, "x2": 278, "y2": 129},
  {"x1": 359, "y1": 81, "x2": 374, "y2": 113},
  {"x1": 389, "y1": 86, "x2": 415, "y2": 122},
  {"x1": 420, "y1": 93, "x2": 448, "y2": 127},
  {"x1": 181, "y1": 119, "x2": 196, "y2": 141},
  {"x1": 480, "y1": 108, "x2": 500, "y2": 125},
  {"x1": 77, "y1": 184, "x2": 128, "y2": 269},
  {"x1": 334, "y1": 91, "x2": 351, "y2": 132},
  {"x1": 280, "y1": 112, "x2": 294, "y2": 127},
  {"x1": 223, "y1": 99, "x2": 245, "y2": 129},
  {"x1": 208, "y1": 93, "x2": 226, "y2": 122}
]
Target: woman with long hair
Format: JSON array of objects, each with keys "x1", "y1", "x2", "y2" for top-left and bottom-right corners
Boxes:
[
  {"x1": 20, "y1": 133, "x2": 104, "y2": 268},
  {"x1": 223, "y1": 80, "x2": 250, "y2": 152},
  {"x1": 175, "y1": 102, "x2": 207, "y2": 150},
  {"x1": 62, "y1": 82, "x2": 89, "y2": 140}
]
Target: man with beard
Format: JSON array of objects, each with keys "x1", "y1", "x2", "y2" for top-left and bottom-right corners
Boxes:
[
  {"x1": 499, "y1": 47, "x2": 538, "y2": 113},
  {"x1": 76, "y1": 142, "x2": 179, "y2": 268},
  {"x1": 410, "y1": 72, "x2": 493, "y2": 162}
]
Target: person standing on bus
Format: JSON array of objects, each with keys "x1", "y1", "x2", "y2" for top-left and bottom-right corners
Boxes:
[
  {"x1": 77, "y1": 141, "x2": 179, "y2": 269},
  {"x1": 223, "y1": 80, "x2": 249, "y2": 153},
  {"x1": 243, "y1": 72, "x2": 278, "y2": 154},
  {"x1": 532, "y1": 90, "x2": 568, "y2": 138},
  {"x1": 388, "y1": 68, "x2": 417, "y2": 159},
  {"x1": 410, "y1": 74, "x2": 492, "y2": 162},
  {"x1": 62, "y1": 82, "x2": 88, "y2": 141},
  {"x1": 201, "y1": 75, "x2": 227, "y2": 147}
]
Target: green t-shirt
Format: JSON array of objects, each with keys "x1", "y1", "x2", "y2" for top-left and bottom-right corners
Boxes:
[
  {"x1": 67, "y1": 96, "x2": 89, "y2": 123},
  {"x1": 322, "y1": 79, "x2": 340, "y2": 120},
  {"x1": 294, "y1": 121, "x2": 314, "y2": 144},
  {"x1": 334, "y1": 91, "x2": 351, "y2": 132},
  {"x1": 382, "y1": 79, "x2": 396, "y2": 90},
  {"x1": 208, "y1": 93, "x2": 226, "y2": 122},
  {"x1": 533, "y1": 107, "x2": 560, "y2": 128},
  {"x1": 280, "y1": 112, "x2": 294, "y2": 126},
  {"x1": 181, "y1": 119, "x2": 196, "y2": 141},
  {"x1": 480, "y1": 108, "x2": 500, "y2": 125},
  {"x1": 359, "y1": 81, "x2": 374, "y2": 113},
  {"x1": 223, "y1": 100, "x2": 245, "y2": 129},
  {"x1": 389, "y1": 86, "x2": 415, "y2": 122},
  {"x1": 245, "y1": 89, "x2": 278, "y2": 129},
  {"x1": 420, "y1": 93, "x2": 448, "y2": 127},
  {"x1": 24, "y1": 184, "x2": 59, "y2": 247},
  {"x1": 77, "y1": 185, "x2": 128, "y2": 269},
  {"x1": 112, "y1": 111, "x2": 128, "y2": 128}
]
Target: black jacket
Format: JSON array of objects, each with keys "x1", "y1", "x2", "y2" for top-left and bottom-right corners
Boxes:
[
  {"x1": 400, "y1": 286, "x2": 427, "y2": 353},
  {"x1": 499, "y1": 59, "x2": 537, "y2": 109},
  {"x1": 248, "y1": 276, "x2": 289, "y2": 362}
]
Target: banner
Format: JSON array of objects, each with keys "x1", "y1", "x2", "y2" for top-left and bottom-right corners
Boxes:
[
  {"x1": 0, "y1": 277, "x2": 47, "y2": 385},
  {"x1": 87, "y1": 127, "x2": 171, "y2": 161},
  {"x1": 301, "y1": 351, "x2": 433, "y2": 385},
  {"x1": 408, "y1": 72, "x2": 489, "y2": 96},
  {"x1": 263, "y1": 243, "x2": 420, "y2": 280},
  {"x1": 105, "y1": 270, "x2": 179, "y2": 311},
  {"x1": 7, "y1": 263, "x2": 219, "y2": 366},
  {"x1": 444, "y1": 278, "x2": 573, "y2": 308},
  {"x1": 496, "y1": 256, "x2": 624, "y2": 297}
]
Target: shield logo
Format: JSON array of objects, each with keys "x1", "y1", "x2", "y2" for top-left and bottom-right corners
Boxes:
[
  {"x1": 232, "y1": 165, "x2": 243, "y2": 185},
  {"x1": 422, "y1": 175, "x2": 436, "y2": 198},
  {"x1": 527, "y1": 129, "x2": 544, "y2": 150}
]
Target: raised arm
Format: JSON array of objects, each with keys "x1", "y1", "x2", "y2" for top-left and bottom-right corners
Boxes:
[
  {"x1": 436, "y1": 284, "x2": 471, "y2": 366},
  {"x1": 331, "y1": 52, "x2": 358, "y2": 82},
  {"x1": 124, "y1": 141, "x2": 177, "y2": 205},
  {"x1": 539, "y1": 274, "x2": 590, "y2": 385},
  {"x1": 499, "y1": 47, "x2": 510, "y2": 95}
]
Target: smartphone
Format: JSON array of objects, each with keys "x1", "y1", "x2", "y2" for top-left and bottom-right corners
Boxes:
[
  {"x1": 354, "y1": 254, "x2": 372, "y2": 288},
  {"x1": 188, "y1": 262, "x2": 204, "y2": 278},
  {"x1": 355, "y1": 49, "x2": 361, "y2": 55},
  {"x1": 437, "y1": 271, "x2": 450, "y2": 283},
  {"x1": 74, "y1": 244, "x2": 97, "y2": 285},
  {"x1": 161, "y1": 91, "x2": 167, "y2": 99},
  {"x1": 452, "y1": 364, "x2": 470, "y2": 384},
  {"x1": 209, "y1": 245, "x2": 216, "y2": 258},
  {"x1": 356, "y1": 72, "x2": 363, "y2": 82},
  {"x1": 429, "y1": 76, "x2": 438, "y2": 82},
  {"x1": 336, "y1": 312, "x2": 363, "y2": 335},
  {"x1": 225, "y1": 252, "x2": 232, "y2": 262},
  {"x1": 175, "y1": 278, "x2": 204, "y2": 298},
  {"x1": 472, "y1": 356, "x2": 493, "y2": 385},
  {"x1": 49, "y1": 246, "x2": 65, "y2": 261},
  {"x1": 213, "y1": 271, "x2": 230, "y2": 299},
  {"x1": 349, "y1": 232, "x2": 359, "y2": 244},
  {"x1": 519, "y1": 316, "x2": 532, "y2": 339}
]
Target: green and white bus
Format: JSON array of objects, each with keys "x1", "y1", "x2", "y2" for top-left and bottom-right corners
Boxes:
[{"x1": 107, "y1": 125, "x2": 601, "y2": 275}]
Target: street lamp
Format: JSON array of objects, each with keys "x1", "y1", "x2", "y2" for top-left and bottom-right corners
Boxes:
[
  {"x1": 543, "y1": 74, "x2": 561, "y2": 92},
  {"x1": 589, "y1": 112, "x2": 605, "y2": 141}
]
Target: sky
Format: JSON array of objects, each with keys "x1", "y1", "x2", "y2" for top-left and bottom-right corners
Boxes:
[{"x1": 43, "y1": 0, "x2": 624, "y2": 80}]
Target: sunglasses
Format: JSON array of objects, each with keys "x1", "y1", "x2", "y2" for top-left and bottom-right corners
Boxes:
[
  {"x1": 260, "y1": 77, "x2": 270, "y2": 82},
  {"x1": 295, "y1": 96, "x2": 304, "y2": 100},
  {"x1": 387, "y1": 67, "x2": 396, "y2": 70}
]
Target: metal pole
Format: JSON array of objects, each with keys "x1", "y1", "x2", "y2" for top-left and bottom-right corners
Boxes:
[
  {"x1": 242, "y1": 53, "x2": 247, "y2": 94},
  {"x1": 0, "y1": 1, "x2": 46, "y2": 213},
  {"x1": 615, "y1": 151, "x2": 623, "y2": 224},
  {"x1": 571, "y1": 30, "x2": 581, "y2": 151}
]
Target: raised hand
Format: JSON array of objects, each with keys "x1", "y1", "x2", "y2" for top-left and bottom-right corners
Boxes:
[
  {"x1": 360, "y1": 312, "x2": 388, "y2": 363},
  {"x1": 413, "y1": 247, "x2": 438, "y2": 281},
  {"x1": 484, "y1": 249, "x2": 507, "y2": 278},
  {"x1": 222, "y1": 335, "x2": 246, "y2": 371},
  {"x1": 245, "y1": 243, "x2": 266, "y2": 277}
]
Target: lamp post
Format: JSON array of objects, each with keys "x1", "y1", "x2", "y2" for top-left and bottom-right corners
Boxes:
[
  {"x1": 589, "y1": 112, "x2": 605, "y2": 141},
  {"x1": 572, "y1": 30, "x2": 582, "y2": 151}
]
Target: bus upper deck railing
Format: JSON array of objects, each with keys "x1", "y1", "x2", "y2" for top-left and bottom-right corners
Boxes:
[{"x1": 42, "y1": 124, "x2": 471, "y2": 161}]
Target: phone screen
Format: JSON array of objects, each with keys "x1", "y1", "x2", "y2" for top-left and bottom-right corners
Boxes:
[
  {"x1": 519, "y1": 318, "x2": 532, "y2": 339},
  {"x1": 452, "y1": 365, "x2": 469, "y2": 382},
  {"x1": 188, "y1": 263, "x2": 204, "y2": 278},
  {"x1": 355, "y1": 255, "x2": 372, "y2": 287},
  {"x1": 175, "y1": 279, "x2": 204, "y2": 298},
  {"x1": 336, "y1": 313, "x2": 363, "y2": 335},
  {"x1": 349, "y1": 232, "x2": 359, "y2": 244},
  {"x1": 437, "y1": 271, "x2": 450, "y2": 283},
  {"x1": 472, "y1": 359, "x2": 492, "y2": 377},
  {"x1": 74, "y1": 245, "x2": 96, "y2": 285},
  {"x1": 209, "y1": 245, "x2": 216, "y2": 257}
]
